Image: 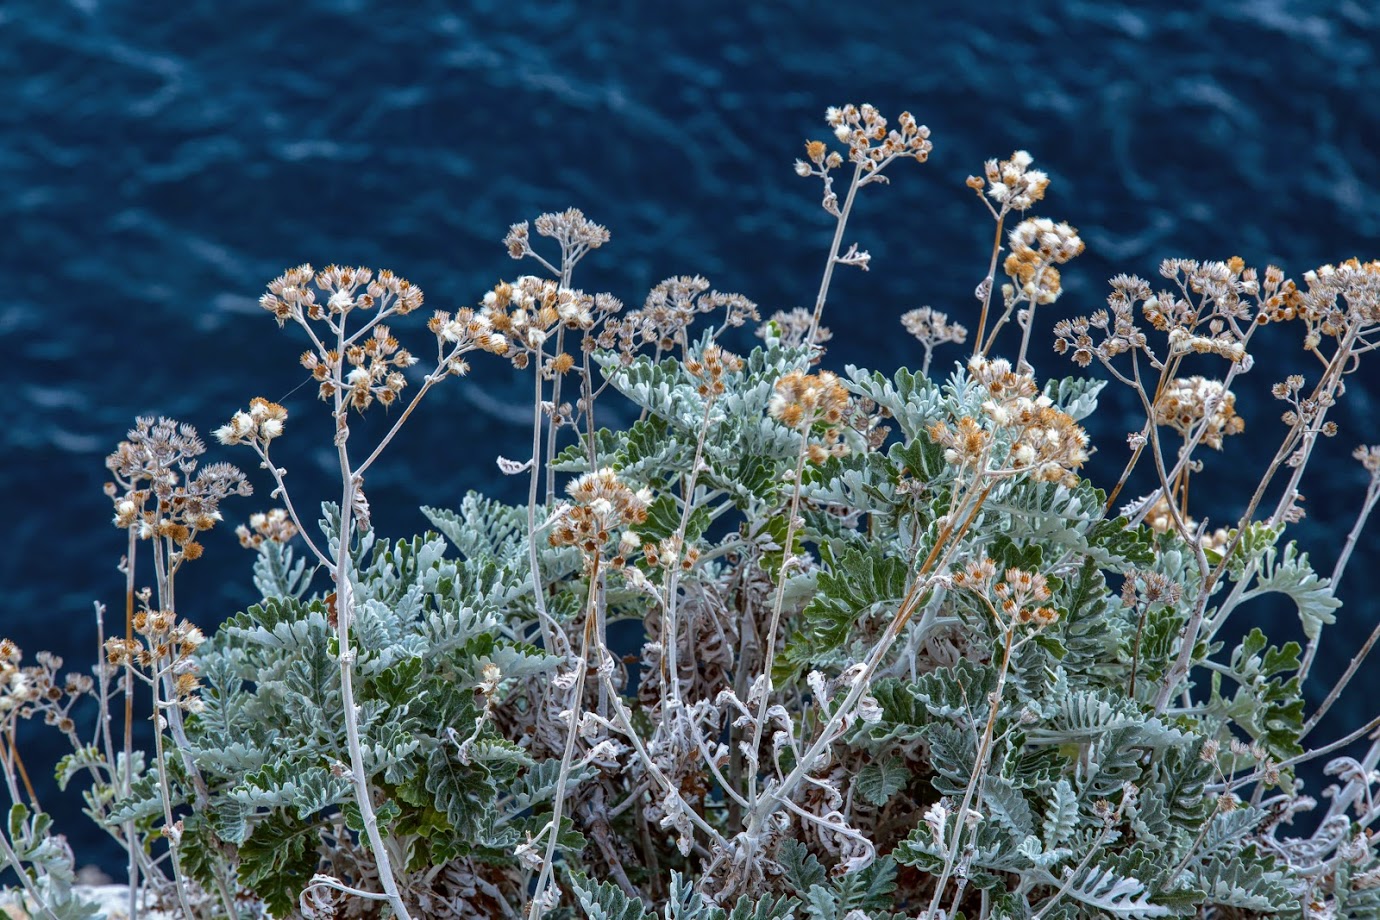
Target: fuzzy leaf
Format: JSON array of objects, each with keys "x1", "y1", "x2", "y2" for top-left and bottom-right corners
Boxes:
[
  {"x1": 251, "y1": 539, "x2": 314, "y2": 599},
  {"x1": 236, "y1": 813, "x2": 319, "y2": 918},
  {"x1": 843, "y1": 364, "x2": 948, "y2": 442},
  {"x1": 1191, "y1": 851, "x2": 1295, "y2": 912},
  {"x1": 776, "y1": 839, "x2": 827, "y2": 892},
  {"x1": 1043, "y1": 777, "x2": 1076, "y2": 849},
  {"x1": 570, "y1": 874, "x2": 655, "y2": 920},
  {"x1": 853, "y1": 757, "x2": 909, "y2": 807},
  {"x1": 1054, "y1": 864, "x2": 1175, "y2": 918},
  {"x1": 1249, "y1": 540, "x2": 1340, "y2": 640},
  {"x1": 1044, "y1": 375, "x2": 1106, "y2": 422}
]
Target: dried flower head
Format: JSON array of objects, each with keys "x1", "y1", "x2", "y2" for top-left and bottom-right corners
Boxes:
[
  {"x1": 504, "y1": 208, "x2": 610, "y2": 284},
  {"x1": 1155, "y1": 376, "x2": 1245, "y2": 449},
  {"x1": 0, "y1": 646, "x2": 39, "y2": 715},
  {"x1": 769, "y1": 370, "x2": 852, "y2": 463},
  {"x1": 1354, "y1": 444, "x2": 1380, "y2": 477},
  {"x1": 480, "y1": 276, "x2": 609, "y2": 376},
  {"x1": 1006, "y1": 404, "x2": 1090, "y2": 487},
  {"x1": 684, "y1": 344, "x2": 744, "y2": 398},
  {"x1": 607, "y1": 276, "x2": 758, "y2": 358},
  {"x1": 820, "y1": 104, "x2": 932, "y2": 175},
  {"x1": 105, "y1": 417, "x2": 250, "y2": 554},
  {"x1": 428, "y1": 306, "x2": 511, "y2": 376},
  {"x1": 236, "y1": 508, "x2": 299, "y2": 549},
  {"x1": 503, "y1": 222, "x2": 532, "y2": 259},
  {"x1": 901, "y1": 307, "x2": 968, "y2": 350},
  {"x1": 260, "y1": 265, "x2": 459, "y2": 413},
  {"x1": 1272, "y1": 259, "x2": 1380, "y2": 350},
  {"x1": 1054, "y1": 275, "x2": 1153, "y2": 368},
  {"x1": 969, "y1": 356, "x2": 1041, "y2": 407},
  {"x1": 768, "y1": 370, "x2": 848, "y2": 430},
  {"x1": 261, "y1": 264, "x2": 423, "y2": 328},
  {"x1": 971, "y1": 150, "x2": 1050, "y2": 212},
  {"x1": 115, "y1": 609, "x2": 208, "y2": 712},
  {"x1": 534, "y1": 208, "x2": 610, "y2": 253},
  {"x1": 549, "y1": 469, "x2": 652, "y2": 567},
  {"x1": 1003, "y1": 218, "x2": 1084, "y2": 305},
  {"x1": 927, "y1": 416, "x2": 990, "y2": 469},
  {"x1": 992, "y1": 567, "x2": 1059, "y2": 628},
  {"x1": 214, "y1": 397, "x2": 288, "y2": 446},
  {"x1": 798, "y1": 105, "x2": 931, "y2": 218},
  {"x1": 953, "y1": 560, "x2": 1058, "y2": 628},
  {"x1": 954, "y1": 357, "x2": 1090, "y2": 485},
  {"x1": 259, "y1": 264, "x2": 317, "y2": 326}
]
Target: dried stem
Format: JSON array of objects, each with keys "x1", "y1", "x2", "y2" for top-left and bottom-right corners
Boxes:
[{"x1": 807, "y1": 161, "x2": 862, "y2": 347}]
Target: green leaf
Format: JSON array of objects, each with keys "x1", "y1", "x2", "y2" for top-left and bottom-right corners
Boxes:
[
  {"x1": 909, "y1": 658, "x2": 996, "y2": 722},
  {"x1": 1218, "y1": 522, "x2": 1281, "y2": 576},
  {"x1": 923, "y1": 722, "x2": 980, "y2": 797},
  {"x1": 983, "y1": 774, "x2": 1036, "y2": 838},
  {"x1": 1076, "y1": 727, "x2": 1142, "y2": 802},
  {"x1": 1250, "y1": 540, "x2": 1341, "y2": 640},
  {"x1": 1057, "y1": 557, "x2": 1122, "y2": 686},
  {"x1": 1088, "y1": 515, "x2": 1156, "y2": 567},
  {"x1": 54, "y1": 746, "x2": 104, "y2": 793},
  {"x1": 776, "y1": 839, "x2": 827, "y2": 892},
  {"x1": 777, "y1": 540, "x2": 909, "y2": 682},
  {"x1": 640, "y1": 493, "x2": 711, "y2": 545},
  {"x1": 251, "y1": 538, "x2": 314, "y2": 600},
  {"x1": 104, "y1": 769, "x2": 170, "y2": 826},
  {"x1": 230, "y1": 761, "x2": 351, "y2": 819},
  {"x1": 716, "y1": 894, "x2": 799, "y2": 920},
  {"x1": 237, "y1": 813, "x2": 319, "y2": 918},
  {"x1": 842, "y1": 364, "x2": 947, "y2": 442},
  {"x1": 833, "y1": 855, "x2": 900, "y2": 912},
  {"x1": 1210, "y1": 627, "x2": 1306, "y2": 760},
  {"x1": 1044, "y1": 375, "x2": 1106, "y2": 422},
  {"x1": 569, "y1": 874, "x2": 655, "y2": 920},
  {"x1": 853, "y1": 757, "x2": 910, "y2": 807},
  {"x1": 423, "y1": 491, "x2": 529, "y2": 569},
  {"x1": 1054, "y1": 864, "x2": 1175, "y2": 918},
  {"x1": 1190, "y1": 849, "x2": 1295, "y2": 912}
]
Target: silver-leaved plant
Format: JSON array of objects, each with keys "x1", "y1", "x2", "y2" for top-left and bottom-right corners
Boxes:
[{"x1": 3, "y1": 104, "x2": 1380, "y2": 920}]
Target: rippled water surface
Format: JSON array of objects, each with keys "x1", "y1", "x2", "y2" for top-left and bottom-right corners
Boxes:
[{"x1": 4, "y1": 0, "x2": 1379, "y2": 869}]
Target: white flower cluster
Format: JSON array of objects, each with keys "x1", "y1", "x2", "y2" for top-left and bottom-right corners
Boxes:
[
  {"x1": 982, "y1": 149, "x2": 1049, "y2": 211},
  {"x1": 214, "y1": 397, "x2": 287, "y2": 446}
]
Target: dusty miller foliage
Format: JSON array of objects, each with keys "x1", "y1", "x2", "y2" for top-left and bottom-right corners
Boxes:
[{"x1": 3, "y1": 104, "x2": 1380, "y2": 920}]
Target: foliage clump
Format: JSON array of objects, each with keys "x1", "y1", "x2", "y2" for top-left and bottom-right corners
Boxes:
[{"x1": 4, "y1": 103, "x2": 1380, "y2": 920}]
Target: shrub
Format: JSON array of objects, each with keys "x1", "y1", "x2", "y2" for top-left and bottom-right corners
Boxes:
[{"x1": 3, "y1": 103, "x2": 1380, "y2": 919}]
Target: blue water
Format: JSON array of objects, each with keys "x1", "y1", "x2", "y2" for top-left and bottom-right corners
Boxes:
[{"x1": 4, "y1": 0, "x2": 1380, "y2": 872}]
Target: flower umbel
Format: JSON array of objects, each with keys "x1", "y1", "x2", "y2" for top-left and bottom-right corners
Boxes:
[
  {"x1": 768, "y1": 370, "x2": 852, "y2": 463},
  {"x1": 105, "y1": 417, "x2": 250, "y2": 559},
  {"x1": 1155, "y1": 376, "x2": 1245, "y2": 450},
  {"x1": 549, "y1": 469, "x2": 652, "y2": 569},
  {"x1": 236, "y1": 508, "x2": 299, "y2": 549}
]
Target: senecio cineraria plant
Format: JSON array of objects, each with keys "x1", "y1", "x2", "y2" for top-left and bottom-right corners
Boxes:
[{"x1": 4, "y1": 104, "x2": 1380, "y2": 920}]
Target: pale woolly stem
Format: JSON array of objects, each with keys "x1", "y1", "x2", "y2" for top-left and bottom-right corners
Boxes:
[
  {"x1": 122, "y1": 528, "x2": 139, "y2": 917},
  {"x1": 807, "y1": 161, "x2": 862, "y2": 346},
  {"x1": 527, "y1": 560, "x2": 601, "y2": 920},
  {"x1": 745, "y1": 433, "x2": 811, "y2": 808},
  {"x1": 971, "y1": 209, "x2": 1008, "y2": 359},
  {"x1": 329, "y1": 320, "x2": 415, "y2": 920}
]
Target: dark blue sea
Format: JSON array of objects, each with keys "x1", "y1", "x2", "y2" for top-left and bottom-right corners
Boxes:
[{"x1": 4, "y1": 0, "x2": 1380, "y2": 873}]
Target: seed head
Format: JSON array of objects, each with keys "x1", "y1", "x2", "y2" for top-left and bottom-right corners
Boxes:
[
  {"x1": 979, "y1": 150, "x2": 1050, "y2": 211},
  {"x1": 1154, "y1": 377, "x2": 1245, "y2": 449},
  {"x1": 901, "y1": 307, "x2": 968, "y2": 350},
  {"x1": 550, "y1": 469, "x2": 651, "y2": 569}
]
